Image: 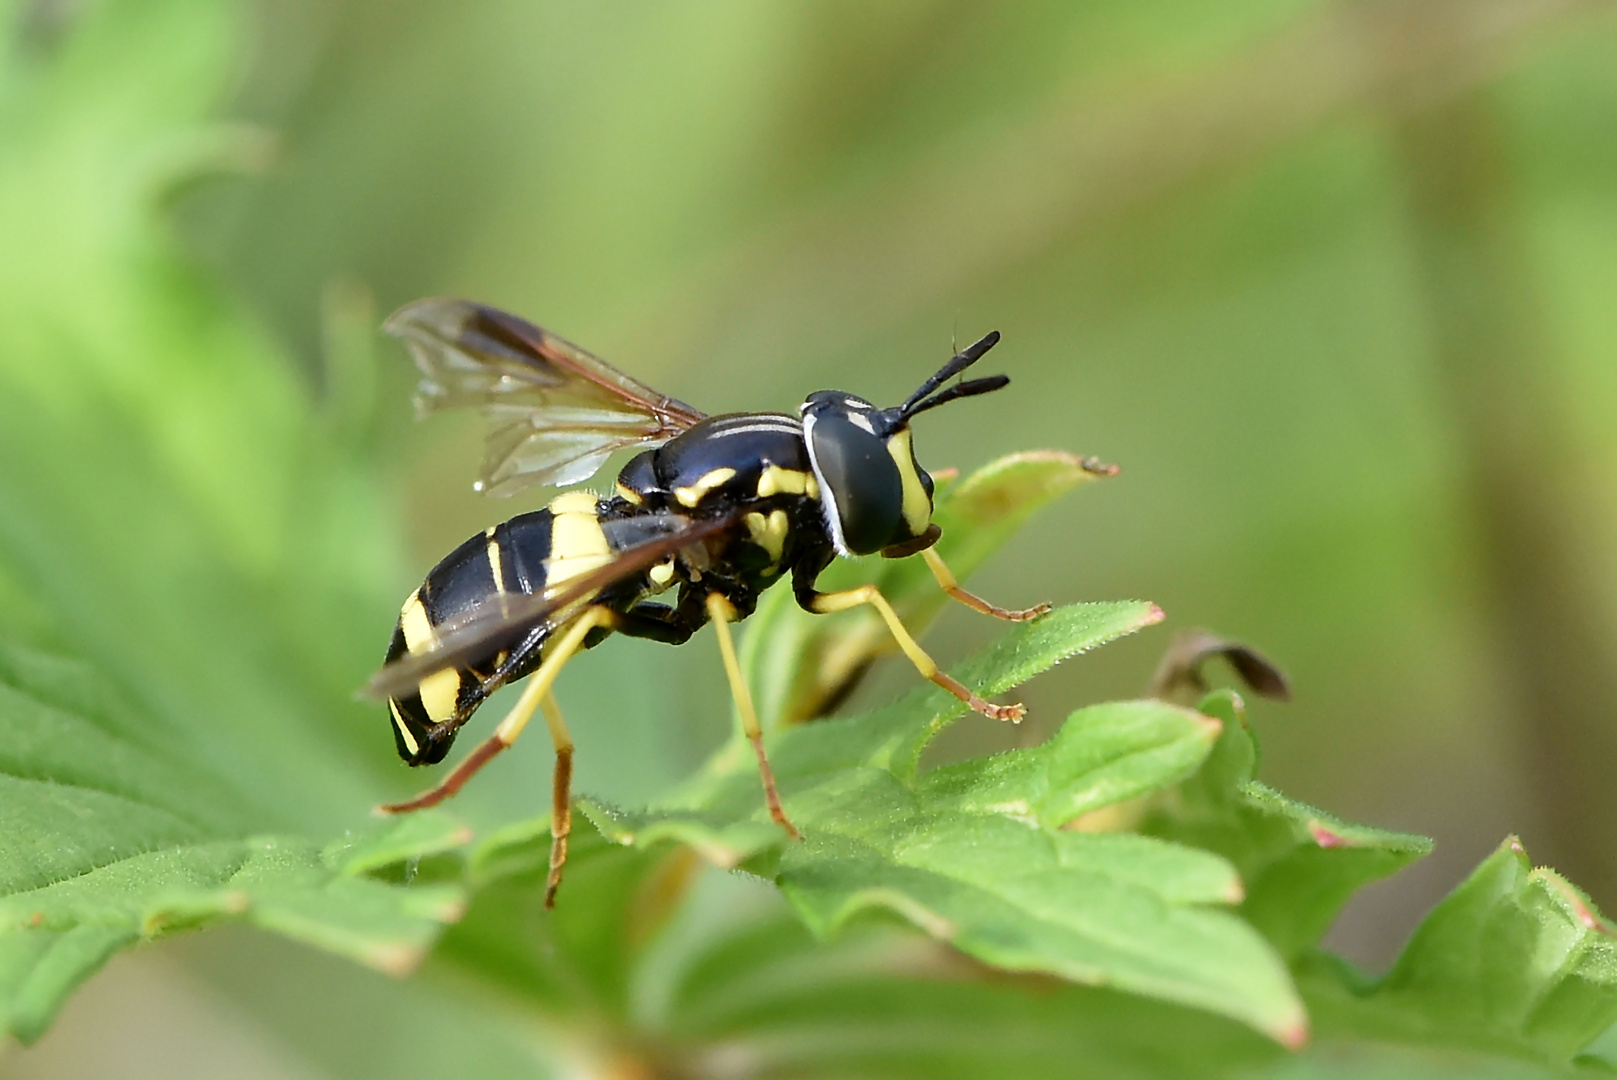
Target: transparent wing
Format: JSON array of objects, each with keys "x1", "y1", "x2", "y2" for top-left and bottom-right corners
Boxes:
[
  {"x1": 385, "y1": 298, "x2": 707, "y2": 495},
  {"x1": 363, "y1": 511, "x2": 739, "y2": 702}
]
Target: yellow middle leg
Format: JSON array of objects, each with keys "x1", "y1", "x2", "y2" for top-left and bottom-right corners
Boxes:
[
  {"x1": 538, "y1": 690, "x2": 573, "y2": 908},
  {"x1": 707, "y1": 592, "x2": 801, "y2": 839}
]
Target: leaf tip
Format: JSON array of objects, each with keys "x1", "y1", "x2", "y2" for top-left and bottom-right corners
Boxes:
[
  {"x1": 1275, "y1": 1016, "x2": 1311, "y2": 1052},
  {"x1": 1223, "y1": 875, "x2": 1247, "y2": 905},
  {"x1": 1308, "y1": 821, "x2": 1351, "y2": 849},
  {"x1": 1144, "y1": 604, "x2": 1166, "y2": 626},
  {"x1": 1499, "y1": 835, "x2": 1533, "y2": 871}
]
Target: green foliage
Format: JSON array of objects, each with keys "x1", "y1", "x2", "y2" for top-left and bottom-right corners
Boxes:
[
  {"x1": 5, "y1": 0, "x2": 1617, "y2": 1076},
  {"x1": 1301, "y1": 838, "x2": 1617, "y2": 1065},
  {"x1": 0, "y1": 642, "x2": 468, "y2": 1043},
  {"x1": 577, "y1": 609, "x2": 1307, "y2": 1044},
  {"x1": 1144, "y1": 691, "x2": 1433, "y2": 959}
]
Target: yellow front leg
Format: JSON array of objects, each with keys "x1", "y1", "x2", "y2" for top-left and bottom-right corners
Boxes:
[
  {"x1": 810, "y1": 584, "x2": 1026, "y2": 722},
  {"x1": 921, "y1": 547, "x2": 1050, "y2": 622}
]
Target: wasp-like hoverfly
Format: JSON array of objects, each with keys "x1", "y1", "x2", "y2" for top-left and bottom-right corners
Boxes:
[{"x1": 366, "y1": 299, "x2": 1050, "y2": 905}]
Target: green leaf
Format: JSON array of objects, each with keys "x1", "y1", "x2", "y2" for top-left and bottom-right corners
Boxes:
[
  {"x1": 592, "y1": 601, "x2": 1164, "y2": 863},
  {"x1": 1248, "y1": 1043, "x2": 1596, "y2": 1079},
  {"x1": 655, "y1": 891, "x2": 1285, "y2": 1080},
  {"x1": 572, "y1": 605, "x2": 1309, "y2": 1044},
  {"x1": 657, "y1": 902, "x2": 1592, "y2": 1079},
  {"x1": 0, "y1": 0, "x2": 481, "y2": 1043},
  {"x1": 13, "y1": 2, "x2": 1614, "y2": 1070},
  {"x1": 0, "y1": 0, "x2": 402, "y2": 837},
  {"x1": 0, "y1": 636, "x2": 471, "y2": 1043},
  {"x1": 1145, "y1": 690, "x2": 1432, "y2": 958},
  {"x1": 1302, "y1": 837, "x2": 1617, "y2": 1064},
  {"x1": 741, "y1": 450, "x2": 1117, "y2": 729},
  {"x1": 436, "y1": 825, "x2": 678, "y2": 1022}
]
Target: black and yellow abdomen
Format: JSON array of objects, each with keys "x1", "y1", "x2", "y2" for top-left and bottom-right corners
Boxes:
[{"x1": 384, "y1": 492, "x2": 619, "y2": 765}]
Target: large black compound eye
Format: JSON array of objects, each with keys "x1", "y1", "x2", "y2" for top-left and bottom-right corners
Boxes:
[{"x1": 801, "y1": 393, "x2": 904, "y2": 556}]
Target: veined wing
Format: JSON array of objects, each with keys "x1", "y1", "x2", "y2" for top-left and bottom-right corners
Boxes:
[
  {"x1": 363, "y1": 511, "x2": 738, "y2": 701},
  {"x1": 386, "y1": 298, "x2": 706, "y2": 495}
]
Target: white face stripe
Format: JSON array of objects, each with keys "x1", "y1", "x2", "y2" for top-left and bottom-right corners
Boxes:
[{"x1": 801, "y1": 411, "x2": 851, "y2": 558}]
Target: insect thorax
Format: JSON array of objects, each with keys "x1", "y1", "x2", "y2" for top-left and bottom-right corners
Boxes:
[{"x1": 610, "y1": 412, "x2": 831, "y2": 583}]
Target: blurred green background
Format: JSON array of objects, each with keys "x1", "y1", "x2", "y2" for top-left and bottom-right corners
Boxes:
[{"x1": 5, "y1": 0, "x2": 1617, "y2": 1075}]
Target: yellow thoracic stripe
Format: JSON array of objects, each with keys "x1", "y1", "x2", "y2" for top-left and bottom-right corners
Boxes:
[
  {"x1": 675, "y1": 467, "x2": 738, "y2": 508},
  {"x1": 756, "y1": 465, "x2": 818, "y2": 500},
  {"x1": 745, "y1": 508, "x2": 790, "y2": 564}
]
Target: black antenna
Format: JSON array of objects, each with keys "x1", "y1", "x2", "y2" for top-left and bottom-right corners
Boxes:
[
  {"x1": 897, "y1": 331, "x2": 1006, "y2": 420},
  {"x1": 903, "y1": 375, "x2": 1010, "y2": 419}
]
